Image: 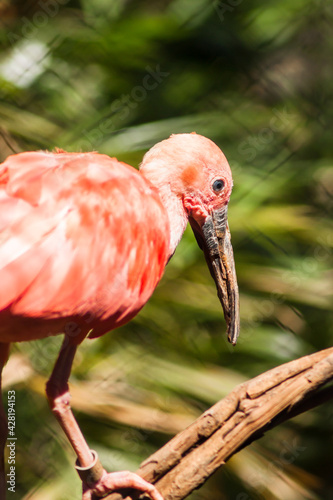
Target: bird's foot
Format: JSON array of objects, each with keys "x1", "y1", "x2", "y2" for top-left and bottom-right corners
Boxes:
[
  {"x1": 82, "y1": 470, "x2": 164, "y2": 500},
  {"x1": 76, "y1": 450, "x2": 163, "y2": 500}
]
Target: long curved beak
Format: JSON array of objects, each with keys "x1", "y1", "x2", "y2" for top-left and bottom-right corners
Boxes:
[{"x1": 189, "y1": 206, "x2": 240, "y2": 345}]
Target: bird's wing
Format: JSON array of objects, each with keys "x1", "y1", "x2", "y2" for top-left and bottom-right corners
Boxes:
[{"x1": 0, "y1": 151, "x2": 169, "y2": 326}]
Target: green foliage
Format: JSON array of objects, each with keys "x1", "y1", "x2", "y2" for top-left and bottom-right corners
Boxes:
[{"x1": 0, "y1": 0, "x2": 332, "y2": 499}]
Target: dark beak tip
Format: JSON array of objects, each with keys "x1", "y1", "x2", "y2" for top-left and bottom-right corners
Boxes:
[
  {"x1": 226, "y1": 307, "x2": 240, "y2": 346},
  {"x1": 228, "y1": 329, "x2": 239, "y2": 346}
]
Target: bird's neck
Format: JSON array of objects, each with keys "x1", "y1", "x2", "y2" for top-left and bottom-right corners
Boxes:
[
  {"x1": 140, "y1": 168, "x2": 188, "y2": 258},
  {"x1": 155, "y1": 183, "x2": 188, "y2": 257}
]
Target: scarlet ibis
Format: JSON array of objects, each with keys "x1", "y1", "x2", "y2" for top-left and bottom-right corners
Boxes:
[{"x1": 0, "y1": 133, "x2": 239, "y2": 499}]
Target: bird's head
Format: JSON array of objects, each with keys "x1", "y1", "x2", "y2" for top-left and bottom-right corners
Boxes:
[{"x1": 140, "y1": 133, "x2": 240, "y2": 345}]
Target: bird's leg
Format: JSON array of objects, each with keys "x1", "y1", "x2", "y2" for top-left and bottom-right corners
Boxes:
[
  {"x1": 46, "y1": 336, "x2": 163, "y2": 500},
  {"x1": 45, "y1": 337, "x2": 94, "y2": 466},
  {"x1": 0, "y1": 343, "x2": 10, "y2": 500}
]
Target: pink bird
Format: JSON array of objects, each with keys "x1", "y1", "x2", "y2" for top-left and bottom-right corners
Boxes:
[{"x1": 0, "y1": 133, "x2": 239, "y2": 499}]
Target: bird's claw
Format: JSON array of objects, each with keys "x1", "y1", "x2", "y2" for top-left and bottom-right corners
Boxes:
[
  {"x1": 81, "y1": 470, "x2": 164, "y2": 500},
  {"x1": 76, "y1": 451, "x2": 163, "y2": 500}
]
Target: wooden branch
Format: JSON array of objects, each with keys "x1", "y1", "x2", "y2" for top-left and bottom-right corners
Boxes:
[{"x1": 103, "y1": 348, "x2": 333, "y2": 500}]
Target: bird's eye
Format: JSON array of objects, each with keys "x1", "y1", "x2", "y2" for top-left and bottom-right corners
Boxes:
[{"x1": 212, "y1": 179, "x2": 225, "y2": 193}]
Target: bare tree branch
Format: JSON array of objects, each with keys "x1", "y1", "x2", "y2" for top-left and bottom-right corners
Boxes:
[{"x1": 103, "y1": 347, "x2": 333, "y2": 500}]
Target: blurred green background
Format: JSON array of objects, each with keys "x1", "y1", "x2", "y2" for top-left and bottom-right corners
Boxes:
[{"x1": 0, "y1": 1, "x2": 332, "y2": 499}]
